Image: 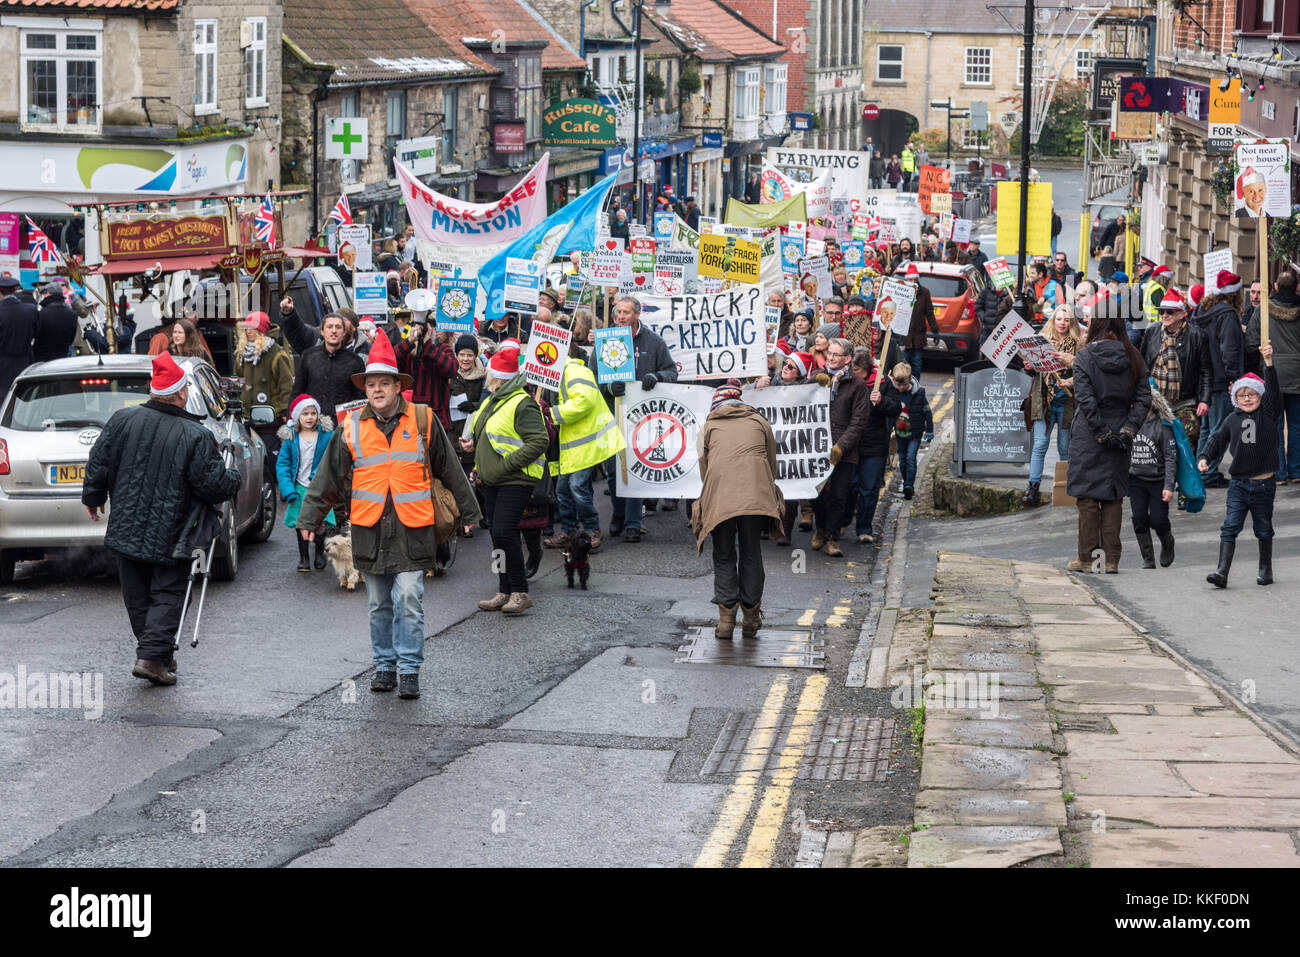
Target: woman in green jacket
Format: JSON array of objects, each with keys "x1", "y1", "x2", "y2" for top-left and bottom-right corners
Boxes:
[{"x1": 462, "y1": 345, "x2": 549, "y2": 615}]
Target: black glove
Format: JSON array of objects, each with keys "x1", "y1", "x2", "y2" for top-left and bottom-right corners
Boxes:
[
  {"x1": 1116, "y1": 427, "x2": 1136, "y2": 452},
  {"x1": 610, "y1": 381, "x2": 626, "y2": 397},
  {"x1": 217, "y1": 438, "x2": 238, "y2": 456},
  {"x1": 1095, "y1": 428, "x2": 1115, "y2": 448},
  {"x1": 642, "y1": 373, "x2": 658, "y2": 390},
  {"x1": 457, "y1": 399, "x2": 477, "y2": 412}
]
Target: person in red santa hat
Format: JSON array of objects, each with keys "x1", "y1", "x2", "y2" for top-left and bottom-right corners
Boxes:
[
  {"x1": 460, "y1": 341, "x2": 549, "y2": 614},
  {"x1": 81, "y1": 352, "x2": 243, "y2": 686},
  {"x1": 295, "y1": 333, "x2": 482, "y2": 700}
]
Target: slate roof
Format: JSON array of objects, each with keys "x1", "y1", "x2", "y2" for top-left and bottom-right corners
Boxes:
[
  {"x1": 647, "y1": 0, "x2": 785, "y2": 62},
  {"x1": 408, "y1": 0, "x2": 587, "y2": 71}
]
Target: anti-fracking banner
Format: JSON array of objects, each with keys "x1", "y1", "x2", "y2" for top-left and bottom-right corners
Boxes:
[
  {"x1": 639, "y1": 287, "x2": 768, "y2": 381},
  {"x1": 759, "y1": 163, "x2": 832, "y2": 218},
  {"x1": 398, "y1": 154, "x2": 549, "y2": 274},
  {"x1": 741, "y1": 384, "x2": 832, "y2": 498},
  {"x1": 765, "y1": 147, "x2": 868, "y2": 213},
  {"x1": 723, "y1": 193, "x2": 808, "y2": 229}
]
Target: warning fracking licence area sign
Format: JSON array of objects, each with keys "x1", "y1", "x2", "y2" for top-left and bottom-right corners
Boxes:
[
  {"x1": 522, "y1": 320, "x2": 571, "y2": 389},
  {"x1": 616, "y1": 383, "x2": 711, "y2": 498}
]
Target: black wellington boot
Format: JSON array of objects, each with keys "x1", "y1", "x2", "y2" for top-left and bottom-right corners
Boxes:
[
  {"x1": 297, "y1": 533, "x2": 311, "y2": 573},
  {"x1": 1257, "y1": 539, "x2": 1274, "y2": 586},
  {"x1": 1135, "y1": 530, "x2": 1156, "y2": 569},
  {"x1": 1156, "y1": 527, "x2": 1175, "y2": 567},
  {"x1": 1206, "y1": 541, "x2": 1235, "y2": 588},
  {"x1": 314, "y1": 536, "x2": 327, "y2": 570}
]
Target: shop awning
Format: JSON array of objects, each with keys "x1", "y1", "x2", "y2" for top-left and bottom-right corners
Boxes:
[
  {"x1": 281, "y1": 245, "x2": 335, "y2": 259},
  {"x1": 92, "y1": 252, "x2": 229, "y2": 276}
]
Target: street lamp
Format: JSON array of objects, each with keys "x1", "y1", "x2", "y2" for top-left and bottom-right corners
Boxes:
[{"x1": 929, "y1": 99, "x2": 969, "y2": 171}]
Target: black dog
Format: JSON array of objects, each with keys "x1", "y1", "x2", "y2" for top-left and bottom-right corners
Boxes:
[{"x1": 564, "y1": 533, "x2": 592, "y2": 590}]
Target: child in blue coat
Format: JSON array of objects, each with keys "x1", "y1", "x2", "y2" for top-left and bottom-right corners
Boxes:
[{"x1": 277, "y1": 394, "x2": 335, "y2": 571}]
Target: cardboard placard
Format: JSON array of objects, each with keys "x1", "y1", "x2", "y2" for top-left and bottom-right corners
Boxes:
[
  {"x1": 522, "y1": 320, "x2": 572, "y2": 389},
  {"x1": 593, "y1": 326, "x2": 636, "y2": 383},
  {"x1": 875, "y1": 279, "x2": 915, "y2": 335},
  {"x1": 640, "y1": 287, "x2": 768, "y2": 380},
  {"x1": 986, "y1": 255, "x2": 1015, "y2": 291},
  {"x1": 503, "y1": 257, "x2": 544, "y2": 315},
  {"x1": 980, "y1": 310, "x2": 1034, "y2": 369},
  {"x1": 434, "y1": 277, "x2": 478, "y2": 333},
  {"x1": 1233, "y1": 138, "x2": 1292, "y2": 218},
  {"x1": 352, "y1": 271, "x2": 388, "y2": 315}
]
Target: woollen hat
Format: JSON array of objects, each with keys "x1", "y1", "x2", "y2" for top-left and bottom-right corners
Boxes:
[
  {"x1": 1215, "y1": 269, "x2": 1243, "y2": 294},
  {"x1": 1231, "y1": 372, "x2": 1266, "y2": 410},
  {"x1": 151, "y1": 351, "x2": 187, "y2": 396},
  {"x1": 1158, "y1": 288, "x2": 1188, "y2": 311},
  {"x1": 488, "y1": 345, "x2": 521, "y2": 379},
  {"x1": 710, "y1": 379, "x2": 743, "y2": 410},
  {"x1": 243, "y1": 311, "x2": 271, "y2": 334},
  {"x1": 785, "y1": 351, "x2": 814, "y2": 378},
  {"x1": 1110, "y1": 270, "x2": 1129, "y2": 283},
  {"x1": 816, "y1": 322, "x2": 841, "y2": 341},
  {"x1": 1188, "y1": 284, "x2": 1205, "y2": 306},
  {"x1": 288, "y1": 393, "x2": 320, "y2": 427},
  {"x1": 350, "y1": 329, "x2": 412, "y2": 390},
  {"x1": 454, "y1": 334, "x2": 479, "y2": 355}
]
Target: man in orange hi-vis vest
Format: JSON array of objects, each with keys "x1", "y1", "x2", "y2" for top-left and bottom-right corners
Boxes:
[{"x1": 297, "y1": 333, "x2": 481, "y2": 700}]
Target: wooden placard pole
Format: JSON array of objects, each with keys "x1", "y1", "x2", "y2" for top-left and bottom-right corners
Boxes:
[{"x1": 1259, "y1": 214, "x2": 1270, "y2": 348}]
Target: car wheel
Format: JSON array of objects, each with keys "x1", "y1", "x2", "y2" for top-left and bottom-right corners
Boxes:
[
  {"x1": 241, "y1": 471, "x2": 277, "y2": 544},
  {"x1": 210, "y1": 506, "x2": 239, "y2": 582},
  {"x1": 0, "y1": 551, "x2": 15, "y2": 586}
]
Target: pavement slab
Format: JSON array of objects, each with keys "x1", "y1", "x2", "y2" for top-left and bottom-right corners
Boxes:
[
  {"x1": 924, "y1": 717, "x2": 1053, "y2": 749},
  {"x1": 1065, "y1": 760, "x2": 1199, "y2": 798},
  {"x1": 1173, "y1": 763, "x2": 1300, "y2": 798},
  {"x1": 914, "y1": 788, "x2": 1067, "y2": 828},
  {"x1": 920, "y1": 744, "x2": 1061, "y2": 791},
  {"x1": 1105, "y1": 714, "x2": 1267, "y2": 737},
  {"x1": 1083, "y1": 829, "x2": 1300, "y2": 867},
  {"x1": 907, "y1": 825, "x2": 1062, "y2": 867},
  {"x1": 1065, "y1": 731, "x2": 1297, "y2": 764},
  {"x1": 1072, "y1": 795, "x2": 1300, "y2": 828},
  {"x1": 1050, "y1": 681, "x2": 1221, "y2": 707}
]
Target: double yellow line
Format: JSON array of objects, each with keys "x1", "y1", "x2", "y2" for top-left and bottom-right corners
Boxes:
[{"x1": 694, "y1": 673, "x2": 829, "y2": 868}]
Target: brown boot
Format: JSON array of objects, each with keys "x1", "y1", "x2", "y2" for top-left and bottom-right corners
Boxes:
[
  {"x1": 1075, "y1": 498, "x2": 1103, "y2": 569},
  {"x1": 132, "y1": 658, "x2": 176, "y2": 686},
  {"x1": 824, "y1": 539, "x2": 843, "y2": 557},
  {"x1": 502, "y1": 592, "x2": 533, "y2": 615},
  {"x1": 799, "y1": 502, "x2": 813, "y2": 531},
  {"x1": 810, "y1": 529, "x2": 826, "y2": 551},
  {"x1": 1100, "y1": 499, "x2": 1123, "y2": 571},
  {"x1": 715, "y1": 603, "x2": 738, "y2": 639},
  {"x1": 478, "y1": 592, "x2": 510, "y2": 611},
  {"x1": 741, "y1": 603, "x2": 762, "y2": 638}
]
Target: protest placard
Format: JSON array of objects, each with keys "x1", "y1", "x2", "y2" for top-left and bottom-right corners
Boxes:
[
  {"x1": 522, "y1": 319, "x2": 571, "y2": 389},
  {"x1": 841, "y1": 240, "x2": 866, "y2": 268},
  {"x1": 698, "y1": 215, "x2": 718, "y2": 234},
  {"x1": 352, "y1": 272, "x2": 388, "y2": 316},
  {"x1": 986, "y1": 256, "x2": 1015, "y2": 291},
  {"x1": 741, "y1": 384, "x2": 833, "y2": 498},
  {"x1": 338, "y1": 224, "x2": 374, "y2": 270},
  {"x1": 918, "y1": 165, "x2": 951, "y2": 215},
  {"x1": 798, "y1": 256, "x2": 832, "y2": 300},
  {"x1": 766, "y1": 305, "x2": 781, "y2": 354},
  {"x1": 952, "y1": 218, "x2": 972, "y2": 244},
  {"x1": 930, "y1": 193, "x2": 953, "y2": 215},
  {"x1": 1015, "y1": 334, "x2": 1066, "y2": 373},
  {"x1": 939, "y1": 212, "x2": 955, "y2": 240},
  {"x1": 780, "y1": 235, "x2": 805, "y2": 273},
  {"x1": 654, "y1": 263, "x2": 685, "y2": 297},
  {"x1": 653, "y1": 211, "x2": 674, "y2": 240},
  {"x1": 616, "y1": 383, "x2": 712, "y2": 498},
  {"x1": 503, "y1": 257, "x2": 543, "y2": 314},
  {"x1": 630, "y1": 237, "x2": 656, "y2": 273},
  {"x1": 593, "y1": 326, "x2": 636, "y2": 383},
  {"x1": 591, "y1": 239, "x2": 623, "y2": 283},
  {"x1": 980, "y1": 310, "x2": 1034, "y2": 369},
  {"x1": 434, "y1": 277, "x2": 478, "y2": 333},
  {"x1": 1233, "y1": 138, "x2": 1291, "y2": 218},
  {"x1": 1203, "y1": 248, "x2": 1233, "y2": 291},
  {"x1": 656, "y1": 247, "x2": 698, "y2": 285},
  {"x1": 698, "y1": 235, "x2": 761, "y2": 283},
  {"x1": 875, "y1": 279, "x2": 915, "y2": 335},
  {"x1": 640, "y1": 287, "x2": 767, "y2": 380}
]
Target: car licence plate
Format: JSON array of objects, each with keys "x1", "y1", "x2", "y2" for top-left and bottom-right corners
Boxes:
[{"x1": 49, "y1": 463, "x2": 86, "y2": 485}]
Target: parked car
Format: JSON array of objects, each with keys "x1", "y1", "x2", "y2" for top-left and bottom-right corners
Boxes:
[
  {"x1": 891, "y1": 261, "x2": 987, "y2": 363},
  {"x1": 0, "y1": 355, "x2": 276, "y2": 585}
]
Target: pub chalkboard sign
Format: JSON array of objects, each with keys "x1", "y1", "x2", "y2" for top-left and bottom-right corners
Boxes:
[{"x1": 954, "y1": 362, "x2": 1032, "y2": 472}]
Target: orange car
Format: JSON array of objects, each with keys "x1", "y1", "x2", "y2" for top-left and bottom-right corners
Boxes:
[{"x1": 890, "y1": 261, "x2": 986, "y2": 363}]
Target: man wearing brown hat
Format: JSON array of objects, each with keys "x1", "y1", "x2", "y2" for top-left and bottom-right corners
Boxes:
[{"x1": 296, "y1": 332, "x2": 481, "y2": 700}]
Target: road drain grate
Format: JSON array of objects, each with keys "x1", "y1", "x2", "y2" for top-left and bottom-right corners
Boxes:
[
  {"x1": 675, "y1": 627, "x2": 824, "y2": 669},
  {"x1": 700, "y1": 713, "x2": 896, "y2": 782}
]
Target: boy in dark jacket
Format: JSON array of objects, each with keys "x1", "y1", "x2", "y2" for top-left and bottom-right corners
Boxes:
[
  {"x1": 1200, "y1": 345, "x2": 1280, "y2": 588},
  {"x1": 884, "y1": 363, "x2": 933, "y2": 499},
  {"x1": 1128, "y1": 391, "x2": 1178, "y2": 568}
]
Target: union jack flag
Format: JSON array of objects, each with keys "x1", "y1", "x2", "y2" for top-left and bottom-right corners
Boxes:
[
  {"x1": 254, "y1": 194, "x2": 277, "y2": 249},
  {"x1": 25, "y1": 217, "x2": 63, "y2": 264},
  {"x1": 327, "y1": 193, "x2": 352, "y2": 227}
]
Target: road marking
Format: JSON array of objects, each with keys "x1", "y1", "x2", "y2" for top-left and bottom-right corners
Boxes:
[
  {"x1": 797, "y1": 608, "x2": 817, "y2": 626},
  {"x1": 739, "y1": 674, "x2": 830, "y2": 868},
  {"x1": 826, "y1": 603, "x2": 852, "y2": 627},
  {"x1": 695, "y1": 674, "x2": 790, "y2": 868},
  {"x1": 932, "y1": 393, "x2": 955, "y2": 425}
]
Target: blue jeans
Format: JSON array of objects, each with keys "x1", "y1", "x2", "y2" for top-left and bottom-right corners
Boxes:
[
  {"x1": 855, "y1": 455, "x2": 887, "y2": 536},
  {"x1": 896, "y1": 436, "x2": 921, "y2": 489},
  {"x1": 605, "y1": 454, "x2": 644, "y2": 531},
  {"x1": 1221, "y1": 477, "x2": 1276, "y2": 543},
  {"x1": 1198, "y1": 391, "x2": 1233, "y2": 478},
  {"x1": 364, "y1": 570, "x2": 425, "y2": 674},
  {"x1": 1029, "y1": 406, "x2": 1070, "y2": 484},
  {"x1": 903, "y1": 347, "x2": 923, "y2": 378},
  {"x1": 556, "y1": 466, "x2": 600, "y2": 534},
  {"x1": 1282, "y1": 393, "x2": 1300, "y2": 479}
]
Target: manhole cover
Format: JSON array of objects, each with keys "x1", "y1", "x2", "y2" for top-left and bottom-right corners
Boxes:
[
  {"x1": 701, "y1": 712, "x2": 896, "y2": 782},
  {"x1": 676, "y1": 627, "x2": 824, "y2": 668}
]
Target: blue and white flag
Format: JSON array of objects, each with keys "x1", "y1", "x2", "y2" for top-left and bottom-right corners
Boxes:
[{"x1": 478, "y1": 172, "x2": 618, "y2": 319}]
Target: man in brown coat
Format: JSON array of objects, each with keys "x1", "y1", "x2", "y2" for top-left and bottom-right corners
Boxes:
[
  {"x1": 901, "y1": 262, "x2": 939, "y2": 377},
  {"x1": 691, "y1": 381, "x2": 784, "y2": 640}
]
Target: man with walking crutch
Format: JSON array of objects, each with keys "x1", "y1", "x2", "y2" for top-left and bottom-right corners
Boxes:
[{"x1": 82, "y1": 352, "x2": 242, "y2": 686}]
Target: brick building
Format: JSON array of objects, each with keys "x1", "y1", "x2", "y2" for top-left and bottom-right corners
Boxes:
[
  {"x1": 281, "y1": 0, "x2": 497, "y2": 241},
  {"x1": 0, "y1": 0, "x2": 281, "y2": 260}
]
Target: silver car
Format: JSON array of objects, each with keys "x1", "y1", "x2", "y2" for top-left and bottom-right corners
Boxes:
[{"x1": 0, "y1": 354, "x2": 277, "y2": 585}]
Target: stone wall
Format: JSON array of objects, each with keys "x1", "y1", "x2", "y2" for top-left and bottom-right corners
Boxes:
[{"x1": 1161, "y1": 128, "x2": 1258, "y2": 288}]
